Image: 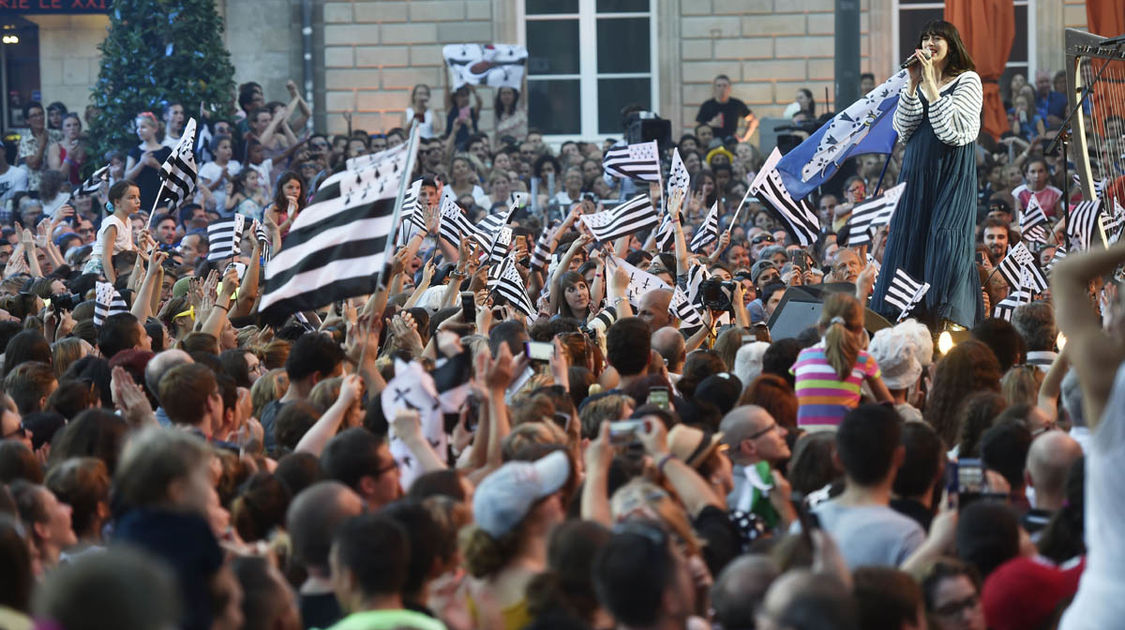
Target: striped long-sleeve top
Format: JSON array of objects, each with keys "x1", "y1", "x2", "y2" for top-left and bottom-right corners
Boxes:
[{"x1": 893, "y1": 70, "x2": 983, "y2": 147}]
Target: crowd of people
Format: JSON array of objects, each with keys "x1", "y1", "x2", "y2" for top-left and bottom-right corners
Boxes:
[{"x1": 0, "y1": 46, "x2": 1121, "y2": 630}]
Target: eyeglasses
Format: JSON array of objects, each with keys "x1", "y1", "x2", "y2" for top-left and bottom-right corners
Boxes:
[
  {"x1": 374, "y1": 459, "x2": 399, "y2": 476},
  {"x1": 751, "y1": 234, "x2": 776, "y2": 245},
  {"x1": 934, "y1": 594, "x2": 980, "y2": 618},
  {"x1": 2, "y1": 423, "x2": 29, "y2": 440},
  {"x1": 745, "y1": 421, "x2": 779, "y2": 441}
]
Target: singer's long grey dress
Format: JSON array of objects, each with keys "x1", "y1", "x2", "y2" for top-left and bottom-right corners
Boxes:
[{"x1": 869, "y1": 71, "x2": 984, "y2": 328}]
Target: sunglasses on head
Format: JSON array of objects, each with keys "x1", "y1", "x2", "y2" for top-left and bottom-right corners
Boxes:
[{"x1": 752, "y1": 234, "x2": 776, "y2": 245}]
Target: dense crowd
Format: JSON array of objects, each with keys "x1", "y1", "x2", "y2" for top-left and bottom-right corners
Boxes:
[{"x1": 0, "y1": 59, "x2": 1121, "y2": 630}]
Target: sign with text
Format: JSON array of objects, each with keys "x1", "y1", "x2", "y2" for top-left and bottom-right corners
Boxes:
[{"x1": 0, "y1": 0, "x2": 110, "y2": 13}]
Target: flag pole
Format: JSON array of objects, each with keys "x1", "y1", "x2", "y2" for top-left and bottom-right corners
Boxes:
[
  {"x1": 375, "y1": 123, "x2": 422, "y2": 292},
  {"x1": 871, "y1": 154, "x2": 892, "y2": 198},
  {"x1": 146, "y1": 182, "x2": 169, "y2": 229},
  {"x1": 727, "y1": 186, "x2": 755, "y2": 235}
]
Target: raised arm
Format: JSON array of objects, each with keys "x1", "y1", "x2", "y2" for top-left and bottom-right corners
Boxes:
[
  {"x1": 1051, "y1": 239, "x2": 1125, "y2": 429},
  {"x1": 296, "y1": 374, "x2": 363, "y2": 456}
]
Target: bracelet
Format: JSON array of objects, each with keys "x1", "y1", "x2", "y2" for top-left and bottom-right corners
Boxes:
[
  {"x1": 215, "y1": 304, "x2": 230, "y2": 312},
  {"x1": 656, "y1": 453, "x2": 675, "y2": 475}
]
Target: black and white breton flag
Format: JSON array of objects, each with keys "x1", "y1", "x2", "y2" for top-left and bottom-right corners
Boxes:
[
  {"x1": 396, "y1": 179, "x2": 425, "y2": 246},
  {"x1": 438, "y1": 196, "x2": 476, "y2": 250},
  {"x1": 667, "y1": 148, "x2": 690, "y2": 201},
  {"x1": 689, "y1": 201, "x2": 720, "y2": 253},
  {"x1": 259, "y1": 136, "x2": 415, "y2": 325},
  {"x1": 996, "y1": 242, "x2": 1047, "y2": 293},
  {"x1": 77, "y1": 165, "x2": 109, "y2": 196},
  {"x1": 683, "y1": 263, "x2": 711, "y2": 308},
  {"x1": 670, "y1": 286, "x2": 704, "y2": 329},
  {"x1": 254, "y1": 220, "x2": 272, "y2": 261},
  {"x1": 1101, "y1": 209, "x2": 1123, "y2": 246},
  {"x1": 653, "y1": 213, "x2": 674, "y2": 252},
  {"x1": 488, "y1": 226, "x2": 513, "y2": 268},
  {"x1": 487, "y1": 253, "x2": 535, "y2": 317},
  {"x1": 207, "y1": 213, "x2": 246, "y2": 262},
  {"x1": 846, "y1": 182, "x2": 905, "y2": 247},
  {"x1": 93, "y1": 282, "x2": 129, "y2": 327},
  {"x1": 578, "y1": 193, "x2": 659, "y2": 243},
  {"x1": 529, "y1": 222, "x2": 555, "y2": 274},
  {"x1": 882, "y1": 268, "x2": 930, "y2": 322},
  {"x1": 602, "y1": 140, "x2": 661, "y2": 182},
  {"x1": 1068, "y1": 199, "x2": 1104, "y2": 250},
  {"x1": 749, "y1": 148, "x2": 820, "y2": 246},
  {"x1": 993, "y1": 288, "x2": 1032, "y2": 321},
  {"x1": 158, "y1": 117, "x2": 198, "y2": 208},
  {"x1": 1020, "y1": 194, "x2": 1049, "y2": 244}
]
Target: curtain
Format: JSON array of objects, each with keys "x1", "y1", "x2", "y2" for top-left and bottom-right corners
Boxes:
[
  {"x1": 1087, "y1": 0, "x2": 1125, "y2": 38},
  {"x1": 945, "y1": 0, "x2": 1015, "y2": 141}
]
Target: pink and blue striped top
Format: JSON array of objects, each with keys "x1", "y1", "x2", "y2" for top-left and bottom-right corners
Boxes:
[{"x1": 793, "y1": 345, "x2": 881, "y2": 431}]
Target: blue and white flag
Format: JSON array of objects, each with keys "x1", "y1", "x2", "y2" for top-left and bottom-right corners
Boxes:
[{"x1": 775, "y1": 70, "x2": 909, "y2": 200}]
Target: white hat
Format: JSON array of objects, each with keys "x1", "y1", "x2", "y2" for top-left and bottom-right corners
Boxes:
[
  {"x1": 473, "y1": 450, "x2": 570, "y2": 538},
  {"x1": 869, "y1": 325, "x2": 923, "y2": 391},
  {"x1": 898, "y1": 319, "x2": 935, "y2": 367}
]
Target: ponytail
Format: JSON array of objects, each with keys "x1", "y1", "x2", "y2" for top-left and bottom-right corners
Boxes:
[
  {"x1": 824, "y1": 318, "x2": 861, "y2": 381},
  {"x1": 820, "y1": 293, "x2": 863, "y2": 381}
]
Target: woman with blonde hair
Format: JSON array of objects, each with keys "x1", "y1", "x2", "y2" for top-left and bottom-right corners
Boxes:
[
  {"x1": 793, "y1": 292, "x2": 892, "y2": 431},
  {"x1": 250, "y1": 368, "x2": 289, "y2": 420},
  {"x1": 51, "y1": 337, "x2": 92, "y2": 378}
]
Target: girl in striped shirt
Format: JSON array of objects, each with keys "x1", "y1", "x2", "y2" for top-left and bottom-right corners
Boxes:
[{"x1": 793, "y1": 293, "x2": 893, "y2": 431}]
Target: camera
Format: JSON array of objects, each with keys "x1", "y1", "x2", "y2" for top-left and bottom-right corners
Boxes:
[
  {"x1": 699, "y1": 278, "x2": 735, "y2": 311},
  {"x1": 49, "y1": 292, "x2": 79, "y2": 312}
]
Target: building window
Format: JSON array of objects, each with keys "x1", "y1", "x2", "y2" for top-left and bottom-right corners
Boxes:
[
  {"x1": 1, "y1": 18, "x2": 41, "y2": 131},
  {"x1": 521, "y1": 0, "x2": 657, "y2": 140},
  {"x1": 894, "y1": 0, "x2": 1033, "y2": 103}
]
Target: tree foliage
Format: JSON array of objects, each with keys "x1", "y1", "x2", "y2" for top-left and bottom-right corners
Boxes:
[{"x1": 89, "y1": 0, "x2": 235, "y2": 163}]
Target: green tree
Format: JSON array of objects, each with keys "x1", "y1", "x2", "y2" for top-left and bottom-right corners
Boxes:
[{"x1": 89, "y1": 0, "x2": 236, "y2": 167}]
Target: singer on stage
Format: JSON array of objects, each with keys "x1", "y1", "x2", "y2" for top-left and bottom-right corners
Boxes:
[{"x1": 870, "y1": 20, "x2": 984, "y2": 329}]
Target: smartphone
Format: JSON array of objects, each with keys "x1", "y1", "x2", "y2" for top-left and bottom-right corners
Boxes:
[
  {"x1": 646, "y1": 386, "x2": 670, "y2": 411},
  {"x1": 608, "y1": 420, "x2": 644, "y2": 445},
  {"x1": 524, "y1": 340, "x2": 554, "y2": 363},
  {"x1": 464, "y1": 394, "x2": 480, "y2": 433},
  {"x1": 949, "y1": 458, "x2": 986, "y2": 510},
  {"x1": 975, "y1": 251, "x2": 985, "y2": 265},
  {"x1": 460, "y1": 291, "x2": 475, "y2": 323}
]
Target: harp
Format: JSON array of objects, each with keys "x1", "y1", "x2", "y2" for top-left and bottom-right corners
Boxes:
[{"x1": 1065, "y1": 29, "x2": 1125, "y2": 209}]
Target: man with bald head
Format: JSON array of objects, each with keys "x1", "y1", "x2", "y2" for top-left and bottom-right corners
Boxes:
[
  {"x1": 638, "y1": 288, "x2": 673, "y2": 330},
  {"x1": 287, "y1": 481, "x2": 366, "y2": 629},
  {"x1": 651, "y1": 326, "x2": 686, "y2": 381},
  {"x1": 712, "y1": 555, "x2": 780, "y2": 630},
  {"x1": 144, "y1": 349, "x2": 194, "y2": 427},
  {"x1": 1023, "y1": 431, "x2": 1083, "y2": 539},
  {"x1": 720, "y1": 405, "x2": 793, "y2": 531}
]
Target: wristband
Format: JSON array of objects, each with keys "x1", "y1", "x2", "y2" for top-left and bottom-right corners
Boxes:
[
  {"x1": 215, "y1": 304, "x2": 230, "y2": 312},
  {"x1": 656, "y1": 453, "x2": 675, "y2": 475}
]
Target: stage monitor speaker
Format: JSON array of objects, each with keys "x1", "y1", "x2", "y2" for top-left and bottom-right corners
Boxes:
[
  {"x1": 626, "y1": 117, "x2": 673, "y2": 151},
  {"x1": 766, "y1": 284, "x2": 892, "y2": 340}
]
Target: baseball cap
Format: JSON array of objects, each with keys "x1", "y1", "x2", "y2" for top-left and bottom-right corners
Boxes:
[
  {"x1": 868, "y1": 327, "x2": 923, "y2": 391},
  {"x1": 473, "y1": 450, "x2": 570, "y2": 538},
  {"x1": 750, "y1": 260, "x2": 777, "y2": 284},
  {"x1": 982, "y1": 556, "x2": 1083, "y2": 630}
]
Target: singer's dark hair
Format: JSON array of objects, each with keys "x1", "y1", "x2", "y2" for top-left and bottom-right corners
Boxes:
[{"x1": 918, "y1": 20, "x2": 975, "y2": 76}]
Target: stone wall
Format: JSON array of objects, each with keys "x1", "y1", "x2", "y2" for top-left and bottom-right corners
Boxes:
[
  {"x1": 22, "y1": 14, "x2": 108, "y2": 117},
  {"x1": 678, "y1": 0, "x2": 872, "y2": 130},
  {"x1": 320, "y1": 0, "x2": 498, "y2": 135}
]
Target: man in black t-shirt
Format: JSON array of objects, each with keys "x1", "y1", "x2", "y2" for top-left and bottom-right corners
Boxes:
[{"x1": 695, "y1": 74, "x2": 758, "y2": 143}]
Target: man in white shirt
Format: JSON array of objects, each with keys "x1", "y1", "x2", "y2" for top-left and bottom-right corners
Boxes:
[{"x1": 0, "y1": 147, "x2": 28, "y2": 219}]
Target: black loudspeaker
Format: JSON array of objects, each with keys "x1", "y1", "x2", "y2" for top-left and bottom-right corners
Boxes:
[
  {"x1": 626, "y1": 116, "x2": 673, "y2": 151},
  {"x1": 766, "y1": 284, "x2": 892, "y2": 340}
]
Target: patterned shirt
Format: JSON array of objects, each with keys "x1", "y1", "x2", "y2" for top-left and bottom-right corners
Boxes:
[{"x1": 793, "y1": 344, "x2": 881, "y2": 431}]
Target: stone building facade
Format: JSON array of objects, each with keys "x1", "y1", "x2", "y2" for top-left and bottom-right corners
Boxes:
[{"x1": 5, "y1": 0, "x2": 1097, "y2": 142}]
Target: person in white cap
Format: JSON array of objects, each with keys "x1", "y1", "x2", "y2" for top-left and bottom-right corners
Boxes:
[
  {"x1": 868, "y1": 323, "x2": 926, "y2": 424},
  {"x1": 461, "y1": 450, "x2": 570, "y2": 630}
]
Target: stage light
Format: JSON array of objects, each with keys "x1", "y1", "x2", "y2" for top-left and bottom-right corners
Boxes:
[
  {"x1": 938, "y1": 331, "x2": 954, "y2": 355},
  {"x1": 1, "y1": 35, "x2": 19, "y2": 45}
]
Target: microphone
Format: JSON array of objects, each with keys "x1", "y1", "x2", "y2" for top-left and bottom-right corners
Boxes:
[{"x1": 899, "y1": 51, "x2": 931, "y2": 70}]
